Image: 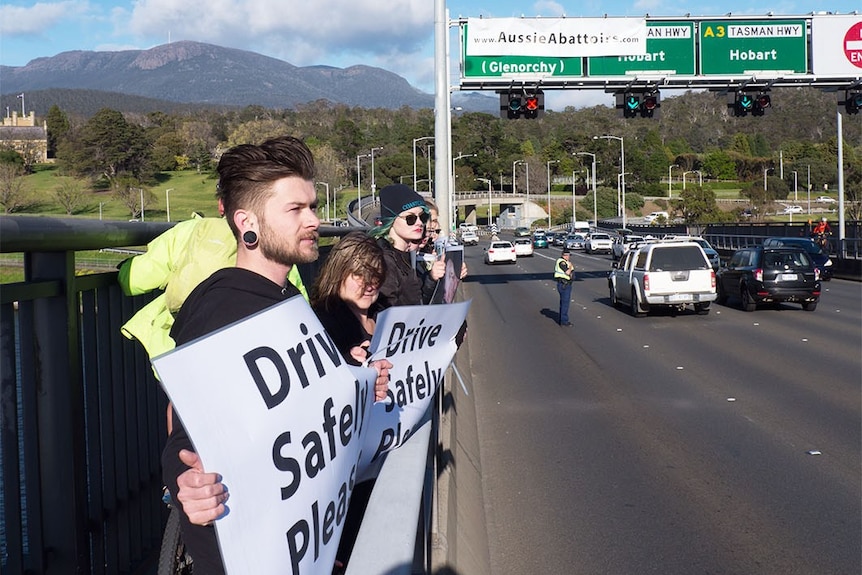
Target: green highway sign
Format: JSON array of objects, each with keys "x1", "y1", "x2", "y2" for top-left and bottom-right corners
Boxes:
[
  {"x1": 699, "y1": 19, "x2": 808, "y2": 75},
  {"x1": 588, "y1": 22, "x2": 695, "y2": 76},
  {"x1": 463, "y1": 54, "x2": 584, "y2": 79}
]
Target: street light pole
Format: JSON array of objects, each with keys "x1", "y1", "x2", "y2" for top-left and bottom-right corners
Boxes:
[
  {"x1": 477, "y1": 177, "x2": 492, "y2": 227},
  {"x1": 763, "y1": 167, "x2": 773, "y2": 192},
  {"x1": 452, "y1": 152, "x2": 476, "y2": 227},
  {"x1": 595, "y1": 135, "x2": 624, "y2": 218},
  {"x1": 413, "y1": 137, "x2": 434, "y2": 192},
  {"x1": 427, "y1": 144, "x2": 434, "y2": 194},
  {"x1": 575, "y1": 152, "x2": 597, "y2": 228},
  {"x1": 356, "y1": 153, "x2": 369, "y2": 220},
  {"x1": 617, "y1": 172, "x2": 631, "y2": 228},
  {"x1": 140, "y1": 188, "x2": 145, "y2": 222},
  {"x1": 791, "y1": 170, "x2": 798, "y2": 203},
  {"x1": 668, "y1": 164, "x2": 679, "y2": 198},
  {"x1": 317, "y1": 182, "x2": 330, "y2": 222},
  {"x1": 370, "y1": 146, "x2": 383, "y2": 208},
  {"x1": 546, "y1": 159, "x2": 559, "y2": 228},
  {"x1": 165, "y1": 188, "x2": 173, "y2": 222},
  {"x1": 512, "y1": 160, "x2": 521, "y2": 196}
]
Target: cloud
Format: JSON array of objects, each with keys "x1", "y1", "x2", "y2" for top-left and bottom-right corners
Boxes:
[
  {"x1": 533, "y1": 1, "x2": 566, "y2": 16},
  {"x1": 0, "y1": 1, "x2": 89, "y2": 35}
]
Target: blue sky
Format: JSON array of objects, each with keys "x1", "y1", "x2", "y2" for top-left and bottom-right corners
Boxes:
[{"x1": 1, "y1": 1, "x2": 859, "y2": 109}]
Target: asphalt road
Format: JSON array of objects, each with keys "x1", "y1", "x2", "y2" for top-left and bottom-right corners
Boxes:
[{"x1": 459, "y1": 236, "x2": 861, "y2": 575}]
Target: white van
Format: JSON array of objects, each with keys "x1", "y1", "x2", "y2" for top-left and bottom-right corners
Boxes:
[{"x1": 570, "y1": 221, "x2": 590, "y2": 235}]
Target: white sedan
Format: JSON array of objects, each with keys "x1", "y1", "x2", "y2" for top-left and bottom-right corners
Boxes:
[
  {"x1": 815, "y1": 196, "x2": 837, "y2": 203},
  {"x1": 781, "y1": 205, "x2": 804, "y2": 214},
  {"x1": 513, "y1": 238, "x2": 534, "y2": 257},
  {"x1": 485, "y1": 241, "x2": 517, "y2": 264}
]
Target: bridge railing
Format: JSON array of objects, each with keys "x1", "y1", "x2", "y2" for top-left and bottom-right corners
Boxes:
[{"x1": 0, "y1": 216, "x2": 435, "y2": 575}]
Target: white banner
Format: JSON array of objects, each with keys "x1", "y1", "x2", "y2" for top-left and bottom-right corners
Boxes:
[
  {"x1": 359, "y1": 301, "x2": 470, "y2": 475},
  {"x1": 154, "y1": 297, "x2": 376, "y2": 575},
  {"x1": 466, "y1": 17, "x2": 648, "y2": 57},
  {"x1": 811, "y1": 14, "x2": 862, "y2": 76},
  {"x1": 152, "y1": 296, "x2": 471, "y2": 574}
]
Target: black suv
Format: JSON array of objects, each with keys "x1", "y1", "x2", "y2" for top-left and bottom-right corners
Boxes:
[
  {"x1": 761, "y1": 237, "x2": 833, "y2": 280},
  {"x1": 716, "y1": 246, "x2": 821, "y2": 311}
]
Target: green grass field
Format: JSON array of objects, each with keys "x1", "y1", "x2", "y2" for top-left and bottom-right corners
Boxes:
[{"x1": 11, "y1": 166, "x2": 357, "y2": 223}]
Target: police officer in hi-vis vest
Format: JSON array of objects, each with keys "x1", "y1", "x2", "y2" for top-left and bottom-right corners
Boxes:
[{"x1": 554, "y1": 248, "x2": 575, "y2": 326}]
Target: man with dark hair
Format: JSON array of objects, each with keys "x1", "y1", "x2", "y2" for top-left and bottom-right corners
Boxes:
[{"x1": 163, "y1": 135, "x2": 390, "y2": 573}]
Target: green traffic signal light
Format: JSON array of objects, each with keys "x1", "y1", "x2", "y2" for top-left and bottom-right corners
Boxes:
[
  {"x1": 845, "y1": 90, "x2": 862, "y2": 115},
  {"x1": 623, "y1": 94, "x2": 640, "y2": 118}
]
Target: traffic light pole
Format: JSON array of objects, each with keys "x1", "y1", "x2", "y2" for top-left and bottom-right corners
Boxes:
[{"x1": 433, "y1": 0, "x2": 452, "y2": 238}]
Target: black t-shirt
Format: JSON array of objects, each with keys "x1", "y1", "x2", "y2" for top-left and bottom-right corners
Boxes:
[
  {"x1": 313, "y1": 298, "x2": 378, "y2": 366},
  {"x1": 162, "y1": 267, "x2": 300, "y2": 575}
]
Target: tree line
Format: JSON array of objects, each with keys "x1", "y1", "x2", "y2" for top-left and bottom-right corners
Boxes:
[{"x1": 1, "y1": 87, "x2": 860, "y2": 222}]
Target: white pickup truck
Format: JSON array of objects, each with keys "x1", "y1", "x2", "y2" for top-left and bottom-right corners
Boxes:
[{"x1": 608, "y1": 241, "x2": 717, "y2": 317}]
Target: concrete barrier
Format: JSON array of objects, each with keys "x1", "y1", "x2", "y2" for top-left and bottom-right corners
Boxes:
[{"x1": 432, "y1": 332, "x2": 492, "y2": 574}]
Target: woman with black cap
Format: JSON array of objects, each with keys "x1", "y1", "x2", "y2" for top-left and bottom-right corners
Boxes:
[{"x1": 369, "y1": 184, "x2": 444, "y2": 308}]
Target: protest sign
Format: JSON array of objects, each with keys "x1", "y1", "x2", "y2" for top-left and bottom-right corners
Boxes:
[
  {"x1": 153, "y1": 296, "x2": 376, "y2": 575},
  {"x1": 360, "y1": 301, "x2": 470, "y2": 474},
  {"x1": 419, "y1": 243, "x2": 464, "y2": 304}
]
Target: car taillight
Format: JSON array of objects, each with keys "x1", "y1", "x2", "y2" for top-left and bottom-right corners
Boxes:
[
  {"x1": 643, "y1": 273, "x2": 650, "y2": 293},
  {"x1": 710, "y1": 270, "x2": 716, "y2": 288},
  {"x1": 754, "y1": 268, "x2": 763, "y2": 282}
]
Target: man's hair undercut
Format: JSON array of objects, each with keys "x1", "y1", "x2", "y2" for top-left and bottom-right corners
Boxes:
[{"x1": 216, "y1": 136, "x2": 316, "y2": 236}]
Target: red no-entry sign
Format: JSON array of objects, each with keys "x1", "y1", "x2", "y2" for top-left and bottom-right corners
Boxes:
[{"x1": 844, "y1": 21, "x2": 862, "y2": 69}]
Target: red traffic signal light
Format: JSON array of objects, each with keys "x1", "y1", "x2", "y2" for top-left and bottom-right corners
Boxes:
[
  {"x1": 500, "y1": 90, "x2": 544, "y2": 119},
  {"x1": 641, "y1": 93, "x2": 660, "y2": 118},
  {"x1": 730, "y1": 92, "x2": 770, "y2": 117},
  {"x1": 616, "y1": 91, "x2": 660, "y2": 119}
]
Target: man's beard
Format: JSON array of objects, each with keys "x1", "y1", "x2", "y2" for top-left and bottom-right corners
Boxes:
[{"x1": 258, "y1": 222, "x2": 319, "y2": 266}]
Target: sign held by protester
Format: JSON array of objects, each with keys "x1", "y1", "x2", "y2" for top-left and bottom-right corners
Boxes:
[
  {"x1": 154, "y1": 297, "x2": 376, "y2": 575},
  {"x1": 153, "y1": 296, "x2": 471, "y2": 574},
  {"x1": 360, "y1": 301, "x2": 470, "y2": 474}
]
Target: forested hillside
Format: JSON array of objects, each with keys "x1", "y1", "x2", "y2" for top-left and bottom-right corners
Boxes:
[{"x1": 1, "y1": 87, "x2": 860, "y2": 222}]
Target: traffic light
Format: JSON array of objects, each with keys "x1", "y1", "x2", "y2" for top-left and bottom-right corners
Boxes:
[
  {"x1": 730, "y1": 91, "x2": 771, "y2": 117},
  {"x1": 499, "y1": 90, "x2": 544, "y2": 119},
  {"x1": 615, "y1": 91, "x2": 660, "y2": 118},
  {"x1": 732, "y1": 93, "x2": 754, "y2": 116},
  {"x1": 523, "y1": 93, "x2": 541, "y2": 119},
  {"x1": 752, "y1": 93, "x2": 771, "y2": 116},
  {"x1": 622, "y1": 93, "x2": 641, "y2": 118},
  {"x1": 843, "y1": 89, "x2": 862, "y2": 115},
  {"x1": 641, "y1": 92, "x2": 660, "y2": 118}
]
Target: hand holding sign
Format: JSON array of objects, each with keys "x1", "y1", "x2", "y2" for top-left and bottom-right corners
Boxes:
[{"x1": 176, "y1": 449, "x2": 229, "y2": 526}]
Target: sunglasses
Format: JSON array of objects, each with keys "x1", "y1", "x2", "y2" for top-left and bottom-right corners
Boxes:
[
  {"x1": 427, "y1": 228, "x2": 441, "y2": 235},
  {"x1": 398, "y1": 212, "x2": 430, "y2": 226}
]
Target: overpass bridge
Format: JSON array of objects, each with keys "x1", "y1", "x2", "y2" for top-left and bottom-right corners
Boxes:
[
  {"x1": 2, "y1": 215, "x2": 858, "y2": 575},
  {"x1": 350, "y1": 191, "x2": 553, "y2": 229}
]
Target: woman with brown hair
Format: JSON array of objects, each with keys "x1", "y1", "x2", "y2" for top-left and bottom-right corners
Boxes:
[{"x1": 311, "y1": 231, "x2": 386, "y2": 365}]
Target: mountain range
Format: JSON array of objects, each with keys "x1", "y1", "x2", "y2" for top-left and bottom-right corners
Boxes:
[{"x1": 0, "y1": 41, "x2": 496, "y2": 114}]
